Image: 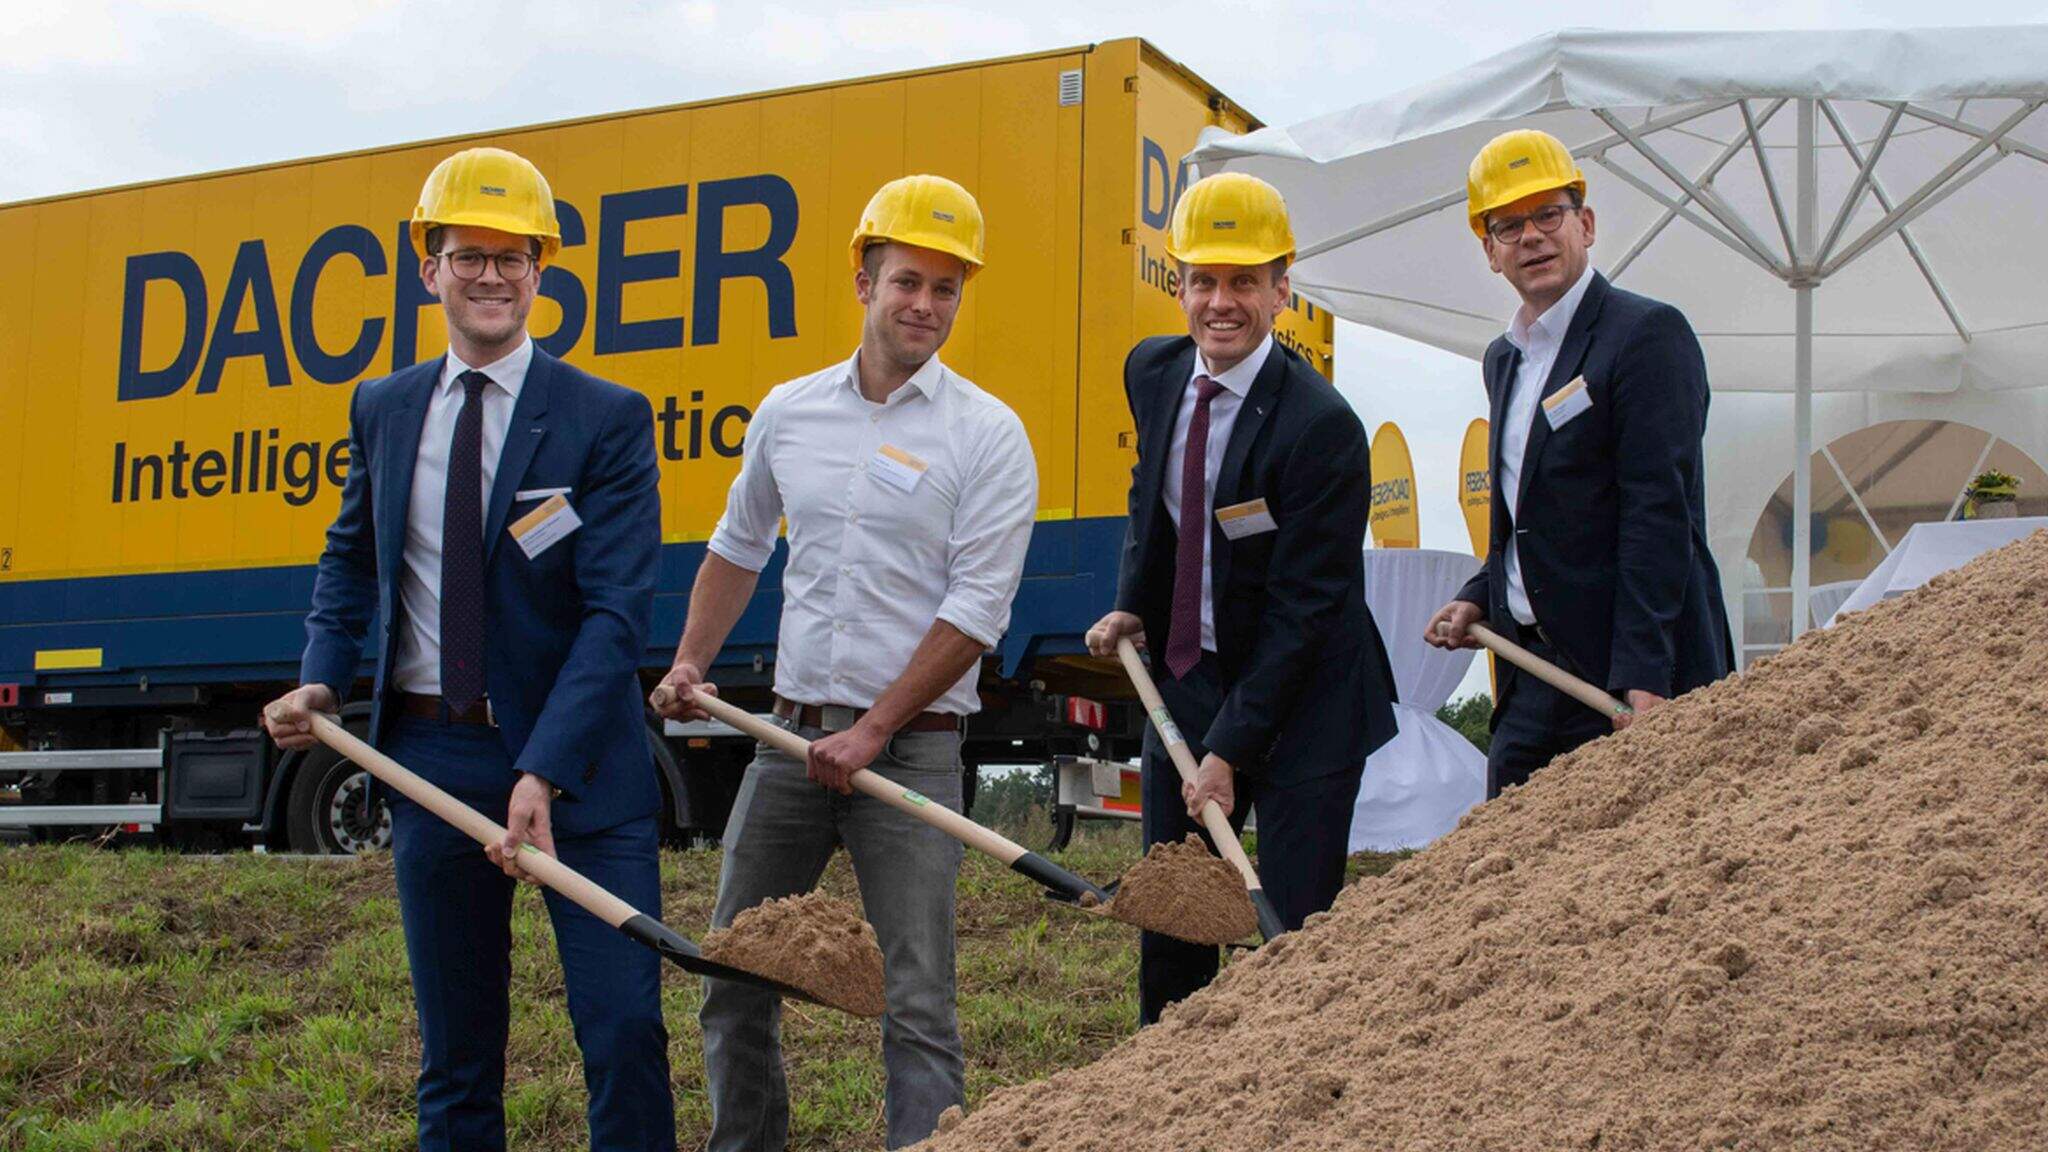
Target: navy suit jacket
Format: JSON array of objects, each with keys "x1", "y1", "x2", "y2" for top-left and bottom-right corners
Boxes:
[
  {"x1": 1456, "y1": 273, "x2": 1734, "y2": 710},
  {"x1": 300, "y1": 347, "x2": 662, "y2": 836},
  {"x1": 1115, "y1": 336, "x2": 1398, "y2": 785}
]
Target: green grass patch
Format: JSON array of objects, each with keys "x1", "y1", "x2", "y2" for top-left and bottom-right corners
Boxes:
[{"x1": 0, "y1": 821, "x2": 1402, "y2": 1149}]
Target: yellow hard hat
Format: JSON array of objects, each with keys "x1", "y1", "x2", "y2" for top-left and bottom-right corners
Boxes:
[
  {"x1": 1467, "y1": 129, "x2": 1586, "y2": 238},
  {"x1": 411, "y1": 147, "x2": 562, "y2": 263},
  {"x1": 1165, "y1": 173, "x2": 1294, "y2": 267},
  {"x1": 850, "y1": 174, "x2": 985, "y2": 278}
]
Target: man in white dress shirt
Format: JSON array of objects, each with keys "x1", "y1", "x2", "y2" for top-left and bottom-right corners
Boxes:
[{"x1": 651, "y1": 174, "x2": 1037, "y2": 1151}]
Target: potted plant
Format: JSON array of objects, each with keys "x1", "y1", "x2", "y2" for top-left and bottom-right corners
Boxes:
[{"x1": 1965, "y1": 469, "x2": 2021, "y2": 520}]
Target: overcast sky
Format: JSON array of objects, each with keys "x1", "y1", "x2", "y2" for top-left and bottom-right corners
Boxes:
[{"x1": 9, "y1": 0, "x2": 2040, "y2": 697}]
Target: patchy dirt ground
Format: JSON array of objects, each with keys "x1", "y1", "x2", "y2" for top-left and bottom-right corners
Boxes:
[{"x1": 916, "y1": 532, "x2": 2048, "y2": 1152}]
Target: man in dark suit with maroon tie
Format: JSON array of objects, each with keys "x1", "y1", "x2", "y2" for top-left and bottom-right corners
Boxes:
[{"x1": 1087, "y1": 173, "x2": 1397, "y2": 1025}]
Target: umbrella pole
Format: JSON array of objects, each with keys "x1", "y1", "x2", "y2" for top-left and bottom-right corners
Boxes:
[{"x1": 1791, "y1": 98, "x2": 1817, "y2": 641}]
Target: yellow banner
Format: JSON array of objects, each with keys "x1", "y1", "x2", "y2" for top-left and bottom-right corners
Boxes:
[
  {"x1": 1368, "y1": 423, "x2": 1419, "y2": 549},
  {"x1": 1459, "y1": 417, "x2": 1492, "y2": 559}
]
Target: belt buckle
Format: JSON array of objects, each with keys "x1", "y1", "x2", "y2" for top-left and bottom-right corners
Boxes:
[
  {"x1": 820, "y1": 704, "x2": 858, "y2": 733},
  {"x1": 485, "y1": 697, "x2": 497, "y2": 728}
]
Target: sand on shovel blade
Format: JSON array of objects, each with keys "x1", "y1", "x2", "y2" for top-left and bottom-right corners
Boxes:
[
  {"x1": 699, "y1": 892, "x2": 887, "y2": 1018},
  {"x1": 1086, "y1": 833, "x2": 1258, "y2": 945}
]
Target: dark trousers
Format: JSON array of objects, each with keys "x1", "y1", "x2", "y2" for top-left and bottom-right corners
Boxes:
[
  {"x1": 1485, "y1": 635, "x2": 1613, "y2": 799},
  {"x1": 1137, "y1": 651, "x2": 1363, "y2": 1025},
  {"x1": 384, "y1": 714, "x2": 675, "y2": 1152}
]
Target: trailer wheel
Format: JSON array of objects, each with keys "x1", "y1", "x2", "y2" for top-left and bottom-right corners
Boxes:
[{"x1": 286, "y1": 742, "x2": 391, "y2": 855}]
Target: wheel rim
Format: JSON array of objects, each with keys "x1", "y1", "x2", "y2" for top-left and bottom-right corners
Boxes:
[{"x1": 326, "y1": 767, "x2": 391, "y2": 854}]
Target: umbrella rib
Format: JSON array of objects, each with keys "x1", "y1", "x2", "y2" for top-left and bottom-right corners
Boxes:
[
  {"x1": 1741, "y1": 99, "x2": 1798, "y2": 266},
  {"x1": 1821, "y1": 100, "x2": 2042, "y2": 279},
  {"x1": 1815, "y1": 101, "x2": 1905, "y2": 268},
  {"x1": 1819, "y1": 101, "x2": 1971, "y2": 343},
  {"x1": 1613, "y1": 99, "x2": 1787, "y2": 282},
  {"x1": 1897, "y1": 103, "x2": 2048, "y2": 168},
  {"x1": 1591, "y1": 155, "x2": 1784, "y2": 278},
  {"x1": 1593, "y1": 107, "x2": 1789, "y2": 277}
]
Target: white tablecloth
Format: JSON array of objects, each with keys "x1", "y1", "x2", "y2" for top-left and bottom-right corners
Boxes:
[
  {"x1": 1827, "y1": 518, "x2": 2048, "y2": 625},
  {"x1": 1351, "y1": 549, "x2": 1488, "y2": 852}
]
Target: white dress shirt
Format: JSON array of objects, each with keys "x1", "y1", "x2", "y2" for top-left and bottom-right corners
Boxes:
[
  {"x1": 1498, "y1": 263, "x2": 1596, "y2": 626},
  {"x1": 392, "y1": 338, "x2": 533, "y2": 693},
  {"x1": 1162, "y1": 333, "x2": 1272, "y2": 653},
  {"x1": 707, "y1": 351, "x2": 1038, "y2": 716}
]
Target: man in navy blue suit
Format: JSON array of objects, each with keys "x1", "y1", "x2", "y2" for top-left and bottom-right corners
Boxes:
[
  {"x1": 1426, "y1": 129, "x2": 1734, "y2": 799},
  {"x1": 1086, "y1": 173, "x2": 1397, "y2": 1025},
  {"x1": 261, "y1": 147, "x2": 672, "y2": 1152}
]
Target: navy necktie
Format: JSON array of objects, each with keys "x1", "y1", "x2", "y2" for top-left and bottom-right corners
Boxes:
[
  {"x1": 441, "y1": 370, "x2": 489, "y2": 711},
  {"x1": 1166, "y1": 375, "x2": 1225, "y2": 679}
]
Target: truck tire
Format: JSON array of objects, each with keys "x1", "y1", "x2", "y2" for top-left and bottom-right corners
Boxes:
[{"x1": 285, "y1": 740, "x2": 390, "y2": 855}]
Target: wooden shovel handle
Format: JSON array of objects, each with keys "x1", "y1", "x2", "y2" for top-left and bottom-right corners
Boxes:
[
  {"x1": 306, "y1": 713, "x2": 640, "y2": 928},
  {"x1": 1114, "y1": 639, "x2": 1263, "y2": 891},
  {"x1": 672, "y1": 687, "x2": 1035, "y2": 868},
  {"x1": 1460, "y1": 622, "x2": 1632, "y2": 719}
]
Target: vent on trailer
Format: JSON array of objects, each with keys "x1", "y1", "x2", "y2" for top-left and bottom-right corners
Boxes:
[{"x1": 1058, "y1": 69, "x2": 1083, "y2": 106}]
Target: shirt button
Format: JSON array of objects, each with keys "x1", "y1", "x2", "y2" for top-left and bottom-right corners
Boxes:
[
  {"x1": 835, "y1": 622, "x2": 846, "y2": 632},
  {"x1": 840, "y1": 565, "x2": 851, "y2": 576},
  {"x1": 870, "y1": 413, "x2": 881, "y2": 423},
  {"x1": 848, "y1": 512, "x2": 860, "y2": 525}
]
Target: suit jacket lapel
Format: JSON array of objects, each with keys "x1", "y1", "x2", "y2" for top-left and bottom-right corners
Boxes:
[
  {"x1": 1483, "y1": 343, "x2": 1516, "y2": 560},
  {"x1": 378, "y1": 359, "x2": 440, "y2": 592},
  {"x1": 1211, "y1": 346, "x2": 1285, "y2": 603},
  {"x1": 1513, "y1": 272, "x2": 1607, "y2": 516},
  {"x1": 483, "y1": 348, "x2": 553, "y2": 565},
  {"x1": 1136, "y1": 341, "x2": 1198, "y2": 541}
]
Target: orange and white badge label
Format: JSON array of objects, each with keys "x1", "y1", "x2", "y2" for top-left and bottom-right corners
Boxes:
[
  {"x1": 1542, "y1": 376, "x2": 1593, "y2": 430},
  {"x1": 1216, "y1": 497, "x2": 1278, "y2": 540},
  {"x1": 509, "y1": 493, "x2": 582, "y2": 559},
  {"x1": 870, "y1": 444, "x2": 930, "y2": 493}
]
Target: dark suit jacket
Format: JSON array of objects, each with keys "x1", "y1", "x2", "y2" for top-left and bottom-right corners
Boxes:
[
  {"x1": 1115, "y1": 335, "x2": 1397, "y2": 785},
  {"x1": 300, "y1": 347, "x2": 662, "y2": 836},
  {"x1": 1456, "y1": 272, "x2": 1734, "y2": 712}
]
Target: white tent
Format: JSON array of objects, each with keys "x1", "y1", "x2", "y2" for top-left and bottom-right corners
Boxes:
[{"x1": 1191, "y1": 27, "x2": 2048, "y2": 654}]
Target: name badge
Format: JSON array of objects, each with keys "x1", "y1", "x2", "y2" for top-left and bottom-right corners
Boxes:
[
  {"x1": 1216, "y1": 498, "x2": 1278, "y2": 540},
  {"x1": 1542, "y1": 376, "x2": 1593, "y2": 430},
  {"x1": 869, "y1": 444, "x2": 930, "y2": 494},
  {"x1": 509, "y1": 493, "x2": 582, "y2": 559}
]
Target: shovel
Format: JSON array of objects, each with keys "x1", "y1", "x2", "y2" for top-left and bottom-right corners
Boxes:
[
  {"x1": 303, "y1": 712, "x2": 836, "y2": 1010},
  {"x1": 1447, "y1": 621, "x2": 1633, "y2": 721},
  {"x1": 1116, "y1": 639, "x2": 1287, "y2": 942},
  {"x1": 655, "y1": 685, "x2": 1248, "y2": 945}
]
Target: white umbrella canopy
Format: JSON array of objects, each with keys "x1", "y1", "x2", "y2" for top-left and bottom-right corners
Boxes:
[{"x1": 1193, "y1": 26, "x2": 2048, "y2": 634}]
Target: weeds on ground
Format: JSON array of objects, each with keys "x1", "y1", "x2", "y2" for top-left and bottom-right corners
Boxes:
[{"x1": 0, "y1": 816, "x2": 1400, "y2": 1150}]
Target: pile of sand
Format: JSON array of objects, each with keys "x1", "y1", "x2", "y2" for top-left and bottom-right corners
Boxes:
[
  {"x1": 1092, "y1": 833, "x2": 1258, "y2": 946},
  {"x1": 701, "y1": 892, "x2": 887, "y2": 1018},
  {"x1": 918, "y1": 532, "x2": 2048, "y2": 1150}
]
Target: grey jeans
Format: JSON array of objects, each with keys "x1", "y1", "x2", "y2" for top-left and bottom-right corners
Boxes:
[{"x1": 700, "y1": 719, "x2": 967, "y2": 1151}]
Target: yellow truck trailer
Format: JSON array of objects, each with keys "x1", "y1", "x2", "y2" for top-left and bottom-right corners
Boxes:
[{"x1": 0, "y1": 39, "x2": 1333, "y2": 850}]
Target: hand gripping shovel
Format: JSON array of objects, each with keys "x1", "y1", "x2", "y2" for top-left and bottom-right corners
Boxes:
[
  {"x1": 303, "y1": 713, "x2": 861, "y2": 1014},
  {"x1": 1117, "y1": 639, "x2": 1287, "y2": 942},
  {"x1": 656, "y1": 686, "x2": 1244, "y2": 945},
  {"x1": 1449, "y1": 622, "x2": 1633, "y2": 721}
]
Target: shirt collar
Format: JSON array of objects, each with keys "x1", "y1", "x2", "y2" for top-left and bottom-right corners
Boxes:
[
  {"x1": 1192, "y1": 332, "x2": 1273, "y2": 399},
  {"x1": 843, "y1": 348, "x2": 946, "y2": 404},
  {"x1": 1506, "y1": 263, "x2": 1597, "y2": 355},
  {"x1": 441, "y1": 336, "x2": 533, "y2": 399}
]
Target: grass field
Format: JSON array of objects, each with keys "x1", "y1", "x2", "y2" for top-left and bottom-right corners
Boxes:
[{"x1": 0, "y1": 820, "x2": 1401, "y2": 1151}]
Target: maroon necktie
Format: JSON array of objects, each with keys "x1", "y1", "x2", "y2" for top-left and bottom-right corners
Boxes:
[
  {"x1": 1166, "y1": 375, "x2": 1225, "y2": 679},
  {"x1": 441, "y1": 371, "x2": 489, "y2": 712}
]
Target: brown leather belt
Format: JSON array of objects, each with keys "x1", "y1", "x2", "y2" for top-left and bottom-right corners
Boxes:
[
  {"x1": 772, "y1": 695, "x2": 960, "y2": 734},
  {"x1": 395, "y1": 691, "x2": 494, "y2": 726}
]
